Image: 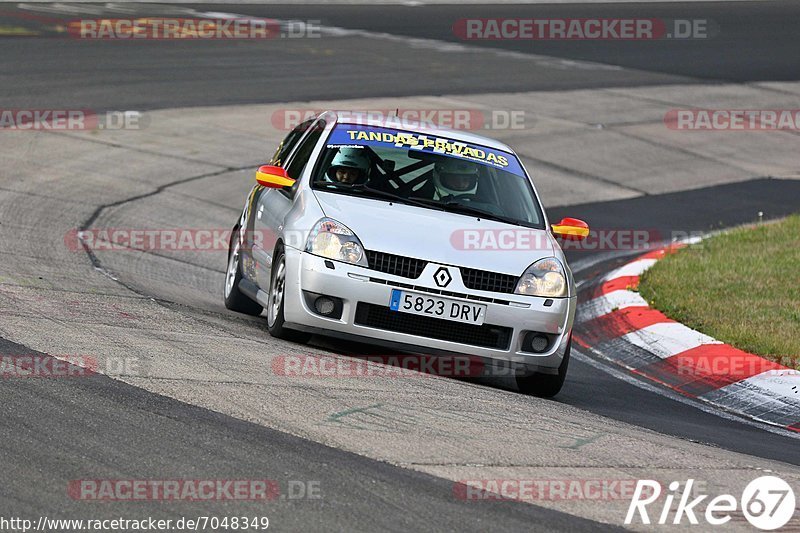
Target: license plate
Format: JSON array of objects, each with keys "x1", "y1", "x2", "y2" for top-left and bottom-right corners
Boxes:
[{"x1": 389, "y1": 289, "x2": 486, "y2": 325}]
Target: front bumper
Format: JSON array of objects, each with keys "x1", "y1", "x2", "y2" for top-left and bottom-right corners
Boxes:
[{"x1": 281, "y1": 248, "x2": 575, "y2": 374}]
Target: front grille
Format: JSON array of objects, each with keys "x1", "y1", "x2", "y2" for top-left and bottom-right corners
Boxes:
[
  {"x1": 460, "y1": 267, "x2": 518, "y2": 294},
  {"x1": 368, "y1": 277, "x2": 513, "y2": 305},
  {"x1": 366, "y1": 250, "x2": 427, "y2": 279},
  {"x1": 355, "y1": 303, "x2": 512, "y2": 350}
]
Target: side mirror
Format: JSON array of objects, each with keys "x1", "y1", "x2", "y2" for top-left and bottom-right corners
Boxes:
[
  {"x1": 552, "y1": 217, "x2": 589, "y2": 241},
  {"x1": 255, "y1": 165, "x2": 295, "y2": 188}
]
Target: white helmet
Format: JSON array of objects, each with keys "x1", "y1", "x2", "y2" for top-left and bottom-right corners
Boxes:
[
  {"x1": 326, "y1": 148, "x2": 370, "y2": 184},
  {"x1": 433, "y1": 158, "x2": 479, "y2": 198}
]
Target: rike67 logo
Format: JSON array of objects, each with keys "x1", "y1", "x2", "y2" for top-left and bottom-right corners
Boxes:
[{"x1": 626, "y1": 476, "x2": 796, "y2": 530}]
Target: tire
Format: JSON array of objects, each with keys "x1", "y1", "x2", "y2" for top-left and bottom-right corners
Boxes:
[
  {"x1": 515, "y1": 338, "x2": 571, "y2": 398},
  {"x1": 266, "y1": 247, "x2": 312, "y2": 343},
  {"x1": 224, "y1": 230, "x2": 264, "y2": 316}
]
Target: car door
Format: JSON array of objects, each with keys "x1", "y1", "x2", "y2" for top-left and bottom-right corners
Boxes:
[
  {"x1": 252, "y1": 117, "x2": 327, "y2": 289},
  {"x1": 242, "y1": 119, "x2": 314, "y2": 281}
]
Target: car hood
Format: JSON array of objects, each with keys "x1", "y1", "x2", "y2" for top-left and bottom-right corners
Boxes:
[{"x1": 313, "y1": 191, "x2": 555, "y2": 275}]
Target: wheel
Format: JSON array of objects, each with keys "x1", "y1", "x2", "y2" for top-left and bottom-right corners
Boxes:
[
  {"x1": 224, "y1": 229, "x2": 264, "y2": 316},
  {"x1": 515, "y1": 338, "x2": 571, "y2": 398},
  {"x1": 266, "y1": 247, "x2": 312, "y2": 343}
]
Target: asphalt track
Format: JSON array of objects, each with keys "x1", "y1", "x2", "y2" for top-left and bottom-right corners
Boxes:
[
  {"x1": 2, "y1": 1, "x2": 800, "y2": 530},
  {"x1": 1, "y1": 1, "x2": 799, "y2": 110},
  {"x1": 0, "y1": 336, "x2": 609, "y2": 532}
]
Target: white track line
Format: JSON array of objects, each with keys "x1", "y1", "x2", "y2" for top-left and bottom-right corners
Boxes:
[
  {"x1": 197, "y1": 10, "x2": 623, "y2": 72},
  {"x1": 573, "y1": 239, "x2": 800, "y2": 435},
  {"x1": 603, "y1": 258, "x2": 657, "y2": 281},
  {"x1": 572, "y1": 347, "x2": 800, "y2": 440},
  {"x1": 577, "y1": 289, "x2": 647, "y2": 323},
  {"x1": 622, "y1": 322, "x2": 721, "y2": 360},
  {"x1": 710, "y1": 371, "x2": 800, "y2": 404}
]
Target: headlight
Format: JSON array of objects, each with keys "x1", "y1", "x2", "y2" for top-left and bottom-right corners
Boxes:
[
  {"x1": 305, "y1": 218, "x2": 368, "y2": 266},
  {"x1": 514, "y1": 258, "x2": 568, "y2": 297}
]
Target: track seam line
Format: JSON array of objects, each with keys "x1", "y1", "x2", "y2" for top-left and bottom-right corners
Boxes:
[
  {"x1": 609, "y1": 128, "x2": 787, "y2": 176},
  {"x1": 402, "y1": 463, "x2": 762, "y2": 470},
  {"x1": 68, "y1": 165, "x2": 259, "y2": 335},
  {"x1": 82, "y1": 166, "x2": 251, "y2": 233},
  {"x1": 0, "y1": 285, "x2": 149, "y2": 299},
  {"x1": 43, "y1": 128, "x2": 244, "y2": 168},
  {"x1": 512, "y1": 149, "x2": 648, "y2": 195},
  {"x1": 77, "y1": 239, "x2": 228, "y2": 275},
  {"x1": 0, "y1": 185, "x2": 96, "y2": 206},
  {"x1": 601, "y1": 85, "x2": 728, "y2": 107}
]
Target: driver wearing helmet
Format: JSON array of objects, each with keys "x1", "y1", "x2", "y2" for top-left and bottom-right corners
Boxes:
[
  {"x1": 432, "y1": 158, "x2": 480, "y2": 200},
  {"x1": 326, "y1": 148, "x2": 370, "y2": 185}
]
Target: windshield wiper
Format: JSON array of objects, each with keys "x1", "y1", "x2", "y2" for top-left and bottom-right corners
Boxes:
[
  {"x1": 316, "y1": 183, "x2": 523, "y2": 225},
  {"x1": 409, "y1": 197, "x2": 522, "y2": 226},
  {"x1": 316, "y1": 182, "x2": 435, "y2": 210}
]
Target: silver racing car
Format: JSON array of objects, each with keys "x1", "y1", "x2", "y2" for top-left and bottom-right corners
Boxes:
[{"x1": 224, "y1": 112, "x2": 589, "y2": 396}]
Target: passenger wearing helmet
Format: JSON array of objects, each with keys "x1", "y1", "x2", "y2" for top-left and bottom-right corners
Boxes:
[
  {"x1": 326, "y1": 148, "x2": 370, "y2": 185},
  {"x1": 432, "y1": 158, "x2": 480, "y2": 200}
]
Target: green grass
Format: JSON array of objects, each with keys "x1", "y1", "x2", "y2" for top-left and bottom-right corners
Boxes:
[{"x1": 638, "y1": 215, "x2": 800, "y2": 367}]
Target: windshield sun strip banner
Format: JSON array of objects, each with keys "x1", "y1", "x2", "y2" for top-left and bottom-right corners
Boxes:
[{"x1": 326, "y1": 124, "x2": 526, "y2": 177}]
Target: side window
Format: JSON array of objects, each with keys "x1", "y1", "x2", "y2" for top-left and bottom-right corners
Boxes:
[
  {"x1": 269, "y1": 119, "x2": 314, "y2": 167},
  {"x1": 286, "y1": 120, "x2": 326, "y2": 181}
]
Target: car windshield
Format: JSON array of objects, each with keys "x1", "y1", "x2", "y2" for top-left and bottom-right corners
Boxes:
[{"x1": 311, "y1": 124, "x2": 545, "y2": 229}]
